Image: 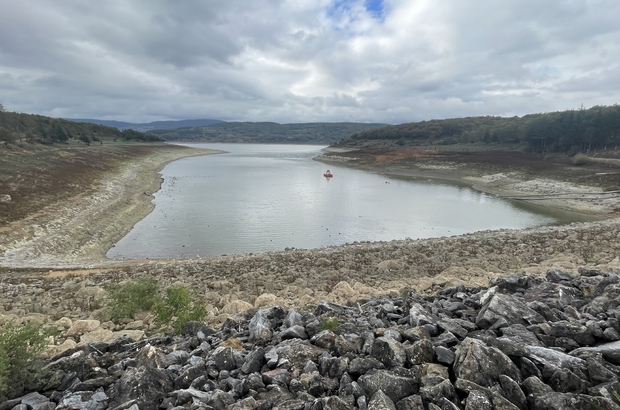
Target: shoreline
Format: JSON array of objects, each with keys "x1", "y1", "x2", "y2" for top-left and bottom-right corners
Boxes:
[
  {"x1": 315, "y1": 150, "x2": 620, "y2": 217},
  {"x1": 1, "y1": 145, "x2": 617, "y2": 269},
  {"x1": 0, "y1": 145, "x2": 222, "y2": 268}
]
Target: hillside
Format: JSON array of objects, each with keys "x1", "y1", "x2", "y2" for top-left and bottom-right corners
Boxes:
[
  {"x1": 0, "y1": 111, "x2": 161, "y2": 145},
  {"x1": 68, "y1": 118, "x2": 224, "y2": 132},
  {"x1": 149, "y1": 121, "x2": 387, "y2": 144},
  {"x1": 337, "y1": 105, "x2": 620, "y2": 154}
]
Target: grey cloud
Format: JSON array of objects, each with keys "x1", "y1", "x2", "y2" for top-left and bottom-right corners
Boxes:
[{"x1": 0, "y1": 0, "x2": 619, "y2": 123}]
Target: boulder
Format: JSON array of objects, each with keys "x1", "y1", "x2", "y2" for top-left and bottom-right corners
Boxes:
[
  {"x1": 454, "y1": 337, "x2": 521, "y2": 387},
  {"x1": 368, "y1": 390, "x2": 396, "y2": 410},
  {"x1": 571, "y1": 340, "x2": 620, "y2": 365},
  {"x1": 476, "y1": 293, "x2": 544, "y2": 329},
  {"x1": 528, "y1": 392, "x2": 617, "y2": 410},
  {"x1": 357, "y1": 369, "x2": 418, "y2": 403},
  {"x1": 371, "y1": 337, "x2": 406, "y2": 368},
  {"x1": 108, "y1": 366, "x2": 173, "y2": 409}
]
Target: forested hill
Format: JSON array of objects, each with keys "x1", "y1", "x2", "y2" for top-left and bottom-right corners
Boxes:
[
  {"x1": 0, "y1": 111, "x2": 161, "y2": 145},
  {"x1": 69, "y1": 118, "x2": 223, "y2": 132},
  {"x1": 149, "y1": 122, "x2": 387, "y2": 144},
  {"x1": 338, "y1": 105, "x2": 620, "y2": 154}
]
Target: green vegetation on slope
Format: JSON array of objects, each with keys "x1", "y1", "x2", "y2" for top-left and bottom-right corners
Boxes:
[
  {"x1": 149, "y1": 121, "x2": 387, "y2": 144},
  {"x1": 0, "y1": 111, "x2": 162, "y2": 146},
  {"x1": 339, "y1": 105, "x2": 620, "y2": 154}
]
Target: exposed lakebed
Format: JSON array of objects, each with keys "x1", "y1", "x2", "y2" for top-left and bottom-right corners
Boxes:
[{"x1": 107, "y1": 144, "x2": 593, "y2": 259}]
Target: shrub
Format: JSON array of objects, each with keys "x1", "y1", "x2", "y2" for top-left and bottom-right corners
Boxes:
[
  {"x1": 572, "y1": 153, "x2": 591, "y2": 166},
  {"x1": 152, "y1": 285, "x2": 208, "y2": 334},
  {"x1": 320, "y1": 317, "x2": 341, "y2": 331},
  {"x1": 107, "y1": 278, "x2": 159, "y2": 321},
  {"x1": 0, "y1": 322, "x2": 55, "y2": 400}
]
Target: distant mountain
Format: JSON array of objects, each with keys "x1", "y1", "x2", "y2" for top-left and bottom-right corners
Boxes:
[
  {"x1": 150, "y1": 122, "x2": 388, "y2": 144},
  {"x1": 68, "y1": 118, "x2": 224, "y2": 132}
]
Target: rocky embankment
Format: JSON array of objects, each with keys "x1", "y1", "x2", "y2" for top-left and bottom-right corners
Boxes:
[{"x1": 5, "y1": 267, "x2": 620, "y2": 410}]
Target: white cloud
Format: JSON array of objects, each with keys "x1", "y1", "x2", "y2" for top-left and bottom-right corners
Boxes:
[{"x1": 0, "y1": 0, "x2": 619, "y2": 123}]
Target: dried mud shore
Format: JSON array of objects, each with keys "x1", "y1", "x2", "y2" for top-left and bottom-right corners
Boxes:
[{"x1": 0, "y1": 145, "x2": 221, "y2": 268}]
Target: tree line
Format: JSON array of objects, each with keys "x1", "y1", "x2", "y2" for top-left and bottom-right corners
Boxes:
[
  {"x1": 149, "y1": 121, "x2": 387, "y2": 144},
  {"x1": 339, "y1": 105, "x2": 620, "y2": 154},
  {"x1": 0, "y1": 110, "x2": 162, "y2": 146}
]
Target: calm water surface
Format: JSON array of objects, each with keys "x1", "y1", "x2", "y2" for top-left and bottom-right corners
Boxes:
[{"x1": 107, "y1": 143, "x2": 592, "y2": 259}]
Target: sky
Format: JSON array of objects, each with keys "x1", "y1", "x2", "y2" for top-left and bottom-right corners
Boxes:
[{"x1": 1, "y1": 0, "x2": 619, "y2": 124}]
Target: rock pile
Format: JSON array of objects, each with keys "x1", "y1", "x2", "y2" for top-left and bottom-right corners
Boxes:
[{"x1": 4, "y1": 267, "x2": 620, "y2": 410}]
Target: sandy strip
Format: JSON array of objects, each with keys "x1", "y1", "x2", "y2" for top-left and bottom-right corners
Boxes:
[
  {"x1": 0, "y1": 146, "x2": 221, "y2": 268},
  {"x1": 315, "y1": 155, "x2": 620, "y2": 216}
]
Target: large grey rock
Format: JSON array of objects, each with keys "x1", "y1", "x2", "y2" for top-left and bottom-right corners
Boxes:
[
  {"x1": 571, "y1": 340, "x2": 620, "y2": 365},
  {"x1": 108, "y1": 366, "x2": 173, "y2": 409},
  {"x1": 454, "y1": 337, "x2": 521, "y2": 387},
  {"x1": 406, "y1": 339, "x2": 434, "y2": 365},
  {"x1": 349, "y1": 357, "x2": 386, "y2": 377},
  {"x1": 409, "y1": 304, "x2": 434, "y2": 327},
  {"x1": 464, "y1": 390, "x2": 492, "y2": 410},
  {"x1": 371, "y1": 337, "x2": 406, "y2": 368},
  {"x1": 284, "y1": 309, "x2": 304, "y2": 328},
  {"x1": 498, "y1": 375, "x2": 527, "y2": 410},
  {"x1": 20, "y1": 392, "x2": 56, "y2": 410},
  {"x1": 275, "y1": 339, "x2": 326, "y2": 371},
  {"x1": 476, "y1": 293, "x2": 545, "y2": 329},
  {"x1": 249, "y1": 309, "x2": 273, "y2": 341},
  {"x1": 57, "y1": 392, "x2": 107, "y2": 410},
  {"x1": 395, "y1": 395, "x2": 424, "y2": 410},
  {"x1": 279, "y1": 325, "x2": 308, "y2": 340},
  {"x1": 528, "y1": 392, "x2": 617, "y2": 410},
  {"x1": 241, "y1": 347, "x2": 265, "y2": 374},
  {"x1": 174, "y1": 363, "x2": 206, "y2": 389},
  {"x1": 548, "y1": 368, "x2": 587, "y2": 394},
  {"x1": 524, "y1": 282, "x2": 584, "y2": 310},
  {"x1": 546, "y1": 268, "x2": 576, "y2": 283},
  {"x1": 317, "y1": 396, "x2": 356, "y2": 410},
  {"x1": 521, "y1": 376, "x2": 554, "y2": 396},
  {"x1": 358, "y1": 369, "x2": 418, "y2": 403},
  {"x1": 525, "y1": 345, "x2": 586, "y2": 369},
  {"x1": 454, "y1": 379, "x2": 520, "y2": 410},
  {"x1": 419, "y1": 379, "x2": 458, "y2": 407},
  {"x1": 549, "y1": 320, "x2": 595, "y2": 346},
  {"x1": 210, "y1": 346, "x2": 237, "y2": 371},
  {"x1": 368, "y1": 390, "x2": 396, "y2": 410}
]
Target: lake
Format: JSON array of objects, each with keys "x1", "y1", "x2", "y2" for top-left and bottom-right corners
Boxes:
[{"x1": 107, "y1": 143, "x2": 593, "y2": 259}]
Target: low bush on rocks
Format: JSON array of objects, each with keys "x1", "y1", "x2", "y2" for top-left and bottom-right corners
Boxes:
[
  {"x1": 152, "y1": 285, "x2": 208, "y2": 334},
  {"x1": 106, "y1": 280, "x2": 207, "y2": 334},
  {"x1": 107, "y1": 278, "x2": 159, "y2": 321},
  {"x1": 0, "y1": 322, "x2": 55, "y2": 400}
]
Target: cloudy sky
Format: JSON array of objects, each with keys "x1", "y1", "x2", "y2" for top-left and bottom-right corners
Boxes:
[{"x1": 1, "y1": 0, "x2": 619, "y2": 124}]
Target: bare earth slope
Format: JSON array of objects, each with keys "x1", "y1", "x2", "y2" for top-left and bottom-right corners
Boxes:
[{"x1": 0, "y1": 142, "x2": 219, "y2": 267}]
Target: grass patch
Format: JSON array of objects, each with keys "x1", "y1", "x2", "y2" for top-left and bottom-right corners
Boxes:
[{"x1": 320, "y1": 317, "x2": 341, "y2": 331}]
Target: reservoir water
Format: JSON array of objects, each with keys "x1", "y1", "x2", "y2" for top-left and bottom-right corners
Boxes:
[{"x1": 107, "y1": 143, "x2": 592, "y2": 259}]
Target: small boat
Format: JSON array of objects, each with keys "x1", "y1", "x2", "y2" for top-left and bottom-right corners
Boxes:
[{"x1": 324, "y1": 170, "x2": 333, "y2": 178}]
